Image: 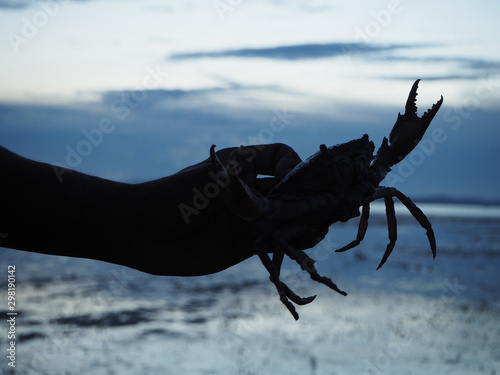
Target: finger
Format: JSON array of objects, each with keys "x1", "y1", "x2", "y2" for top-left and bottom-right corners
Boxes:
[{"x1": 233, "y1": 143, "x2": 301, "y2": 180}]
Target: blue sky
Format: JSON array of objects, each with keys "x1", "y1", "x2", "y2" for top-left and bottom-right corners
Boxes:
[{"x1": 1, "y1": 0, "x2": 499, "y2": 200}]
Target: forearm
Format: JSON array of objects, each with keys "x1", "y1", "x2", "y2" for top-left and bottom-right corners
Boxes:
[{"x1": 0, "y1": 146, "x2": 140, "y2": 261}]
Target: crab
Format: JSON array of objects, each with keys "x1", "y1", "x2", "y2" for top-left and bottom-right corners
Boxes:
[{"x1": 210, "y1": 79, "x2": 443, "y2": 319}]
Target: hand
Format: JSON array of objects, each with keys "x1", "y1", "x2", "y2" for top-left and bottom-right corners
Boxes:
[
  {"x1": 138, "y1": 142, "x2": 333, "y2": 276},
  {"x1": 208, "y1": 144, "x2": 329, "y2": 251},
  {"x1": 138, "y1": 143, "x2": 307, "y2": 275},
  {"x1": 224, "y1": 144, "x2": 330, "y2": 249}
]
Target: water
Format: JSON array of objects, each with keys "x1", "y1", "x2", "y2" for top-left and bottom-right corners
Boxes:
[{"x1": 0, "y1": 204, "x2": 499, "y2": 374}]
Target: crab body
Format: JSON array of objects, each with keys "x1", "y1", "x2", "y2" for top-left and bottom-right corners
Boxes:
[
  {"x1": 271, "y1": 135, "x2": 376, "y2": 223},
  {"x1": 211, "y1": 80, "x2": 443, "y2": 319}
]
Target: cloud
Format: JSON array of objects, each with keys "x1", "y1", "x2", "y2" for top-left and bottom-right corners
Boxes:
[
  {"x1": 382, "y1": 74, "x2": 488, "y2": 81},
  {"x1": 0, "y1": 0, "x2": 93, "y2": 9},
  {"x1": 169, "y1": 42, "x2": 414, "y2": 61},
  {"x1": 378, "y1": 55, "x2": 500, "y2": 67},
  {"x1": 374, "y1": 55, "x2": 500, "y2": 79},
  {"x1": 168, "y1": 41, "x2": 500, "y2": 81},
  {"x1": 0, "y1": 0, "x2": 31, "y2": 9},
  {"x1": 99, "y1": 88, "x2": 218, "y2": 107}
]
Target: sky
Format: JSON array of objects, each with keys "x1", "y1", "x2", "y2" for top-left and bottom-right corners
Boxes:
[{"x1": 0, "y1": 0, "x2": 499, "y2": 200}]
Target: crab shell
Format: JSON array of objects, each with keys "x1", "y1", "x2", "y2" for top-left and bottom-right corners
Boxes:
[
  {"x1": 272, "y1": 135, "x2": 375, "y2": 195},
  {"x1": 269, "y1": 135, "x2": 377, "y2": 222}
]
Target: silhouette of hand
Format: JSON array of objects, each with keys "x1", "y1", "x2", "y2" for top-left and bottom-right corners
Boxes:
[
  {"x1": 207, "y1": 144, "x2": 330, "y2": 251},
  {"x1": 135, "y1": 143, "x2": 329, "y2": 275}
]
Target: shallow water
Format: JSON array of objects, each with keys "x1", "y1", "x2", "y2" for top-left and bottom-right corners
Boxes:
[{"x1": 1, "y1": 204, "x2": 499, "y2": 374}]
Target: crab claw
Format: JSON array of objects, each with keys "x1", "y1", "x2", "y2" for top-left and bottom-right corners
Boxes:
[{"x1": 384, "y1": 79, "x2": 443, "y2": 166}]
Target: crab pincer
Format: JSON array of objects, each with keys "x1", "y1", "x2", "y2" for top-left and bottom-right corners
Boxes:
[{"x1": 382, "y1": 79, "x2": 444, "y2": 166}]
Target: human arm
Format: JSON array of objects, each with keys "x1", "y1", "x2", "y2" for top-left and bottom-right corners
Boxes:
[
  {"x1": 0, "y1": 143, "x2": 319, "y2": 276},
  {"x1": 0, "y1": 145, "x2": 141, "y2": 264}
]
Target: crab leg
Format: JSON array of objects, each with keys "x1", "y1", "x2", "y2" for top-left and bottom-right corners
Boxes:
[
  {"x1": 274, "y1": 237, "x2": 347, "y2": 297},
  {"x1": 391, "y1": 189, "x2": 436, "y2": 259},
  {"x1": 367, "y1": 187, "x2": 436, "y2": 268},
  {"x1": 376, "y1": 196, "x2": 397, "y2": 270},
  {"x1": 270, "y1": 249, "x2": 318, "y2": 306},
  {"x1": 272, "y1": 249, "x2": 285, "y2": 277},
  {"x1": 257, "y1": 249, "x2": 300, "y2": 320},
  {"x1": 335, "y1": 203, "x2": 370, "y2": 253},
  {"x1": 256, "y1": 244, "x2": 317, "y2": 320}
]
